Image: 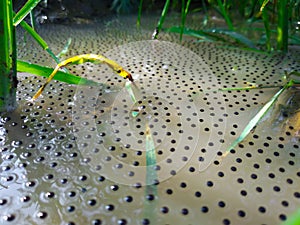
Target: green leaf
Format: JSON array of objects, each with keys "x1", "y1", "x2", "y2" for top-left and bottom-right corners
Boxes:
[
  {"x1": 166, "y1": 26, "x2": 222, "y2": 42},
  {"x1": 56, "y1": 38, "x2": 72, "y2": 58},
  {"x1": 216, "y1": 0, "x2": 234, "y2": 30},
  {"x1": 0, "y1": 0, "x2": 17, "y2": 112},
  {"x1": 206, "y1": 28, "x2": 257, "y2": 49},
  {"x1": 13, "y1": 0, "x2": 41, "y2": 26},
  {"x1": 222, "y1": 80, "x2": 293, "y2": 158},
  {"x1": 18, "y1": 18, "x2": 61, "y2": 64},
  {"x1": 259, "y1": 0, "x2": 271, "y2": 51},
  {"x1": 17, "y1": 60, "x2": 98, "y2": 86},
  {"x1": 180, "y1": 0, "x2": 192, "y2": 41},
  {"x1": 260, "y1": 0, "x2": 270, "y2": 11},
  {"x1": 136, "y1": 0, "x2": 143, "y2": 27},
  {"x1": 281, "y1": 207, "x2": 300, "y2": 225},
  {"x1": 152, "y1": 0, "x2": 171, "y2": 39},
  {"x1": 167, "y1": 27, "x2": 257, "y2": 49}
]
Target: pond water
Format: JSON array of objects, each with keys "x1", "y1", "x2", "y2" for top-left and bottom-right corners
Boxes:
[{"x1": 0, "y1": 14, "x2": 300, "y2": 225}]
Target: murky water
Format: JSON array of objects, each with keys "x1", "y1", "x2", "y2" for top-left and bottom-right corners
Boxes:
[{"x1": 0, "y1": 14, "x2": 299, "y2": 225}]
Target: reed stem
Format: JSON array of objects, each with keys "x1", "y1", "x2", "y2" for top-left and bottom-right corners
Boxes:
[
  {"x1": 277, "y1": 0, "x2": 289, "y2": 52},
  {"x1": 0, "y1": 0, "x2": 17, "y2": 112}
]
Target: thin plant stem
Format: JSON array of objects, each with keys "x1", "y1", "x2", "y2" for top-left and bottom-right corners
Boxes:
[
  {"x1": 152, "y1": 0, "x2": 171, "y2": 39},
  {"x1": 259, "y1": 0, "x2": 271, "y2": 51},
  {"x1": 216, "y1": 0, "x2": 234, "y2": 30},
  {"x1": 0, "y1": 0, "x2": 17, "y2": 112},
  {"x1": 201, "y1": 0, "x2": 208, "y2": 26},
  {"x1": 30, "y1": 10, "x2": 36, "y2": 30},
  {"x1": 277, "y1": 0, "x2": 289, "y2": 52},
  {"x1": 13, "y1": 0, "x2": 41, "y2": 26},
  {"x1": 18, "y1": 17, "x2": 60, "y2": 64},
  {"x1": 137, "y1": 0, "x2": 143, "y2": 28},
  {"x1": 180, "y1": 0, "x2": 192, "y2": 41}
]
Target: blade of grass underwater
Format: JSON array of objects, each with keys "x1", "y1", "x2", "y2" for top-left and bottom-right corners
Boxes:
[
  {"x1": 259, "y1": 0, "x2": 271, "y2": 51},
  {"x1": 281, "y1": 207, "x2": 300, "y2": 225},
  {"x1": 260, "y1": 0, "x2": 270, "y2": 11},
  {"x1": 167, "y1": 26, "x2": 257, "y2": 49},
  {"x1": 277, "y1": 0, "x2": 289, "y2": 52},
  {"x1": 29, "y1": 11, "x2": 36, "y2": 30},
  {"x1": 218, "y1": 85, "x2": 279, "y2": 91},
  {"x1": 13, "y1": 0, "x2": 41, "y2": 26},
  {"x1": 289, "y1": 34, "x2": 300, "y2": 45},
  {"x1": 216, "y1": 0, "x2": 234, "y2": 30},
  {"x1": 201, "y1": 0, "x2": 208, "y2": 26},
  {"x1": 56, "y1": 38, "x2": 72, "y2": 58},
  {"x1": 18, "y1": 18, "x2": 60, "y2": 64},
  {"x1": 144, "y1": 124, "x2": 158, "y2": 224},
  {"x1": 145, "y1": 124, "x2": 158, "y2": 185},
  {"x1": 17, "y1": 60, "x2": 97, "y2": 86},
  {"x1": 152, "y1": 0, "x2": 171, "y2": 39},
  {"x1": 137, "y1": 0, "x2": 143, "y2": 27},
  {"x1": 180, "y1": 0, "x2": 192, "y2": 41},
  {"x1": 166, "y1": 26, "x2": 223, "y2": 41},
  {"x1": 0, "y1": 0, "x2": 17, "y2": 112},
  {"x1": 207, "y1": 28, "x2": 257, "y2": 48},
  {"x1": 221, "y1": 80, "x2": 293, "y2": 159}
]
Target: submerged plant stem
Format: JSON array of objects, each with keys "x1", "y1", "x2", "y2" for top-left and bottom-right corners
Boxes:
[
  {"x1": 137, "y1": 0, "x2": 143, "y2": 27},
  {"x1": 152, "y1": 0, "x2": 171, "y2": 39},
  {"x1": 216, "y1": 0, "x2": 234, "y2": 30},
  {"x1": 221, "y1": 80, "x2": 293, "y2": 159},
  {"x1": 13, "y1": 0, "x2": 41, "y2": 26},
  {"x1": 180, "y1": 0, "x2": 192, "y2": 41},
  {"x1": 0, "y1": 0, "x2": 17, "y2": 112},
  {"x1": 19, "y1": 18, "x2": 61, "y2": 64},
  {"x1": 259, "y1": 0, "x2": 271, "y2": 51},
  {"x1": 277, "y1": 0, "x2": 289, "y2": 52}
]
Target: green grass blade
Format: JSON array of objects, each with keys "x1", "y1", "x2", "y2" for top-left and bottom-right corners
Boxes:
[
  {"x1": 56, "y1": 38, "x2": 72, "y2": 58},
  {"x1": 289, "y1": 34, "x2": 300, "y2": 45},
  {"x1": 180, "y1": 0, "x2": 192, "y2": 41},
  {"x1": 152, "y1": 0, "x2": 171, "y2": 39},
  {"x1": 13, "y1": 0, "x2": 41, "y2": 26},
  {"x1": 218, "y1": 85, "x2": 279, "y2": 91},
  {"x1": 18, "y1": 18, "x2": 47, "y2": 49},
  {"x1": 0, "y1": 0, "x2": 17, "y2": 112},
  {"x1": 167, "y1": 26, "x2": 257, "y2": 49},
  {"x1": 281, "y1": 207, "x2": 300, "y2": 225},
  {"x1": 277, "y1": 0, "x2": 289, "y2": 52},
  {"x1": 260, "y1": 0, "x2": 270, "y2": 11},
  {"x1": 180, "y1": 0, "x2": 185, "y2": 41},
  {"x1": 201, "y1": 0, "x2": 208, "y2": 26},
  {"x1": 144, "y1": 124, "x2": 158, "y2": 223},
  {"x1": 19, "y1": 18, "x2": 60, "y2": 64},
  {"x1": 259, "y1": 0, "x2": 271, "y2": 51},
  {"x1": 145, "y1": 125, "x2": 158, "y2": 184},
  {"x1": 17, "y1": 60, "x2": 97, "y2": 86},
  {"x1": 166, "y1": 26, "x2": 223, "y2": 41},
  {"x1": 137, "y1": 0, "x2": 143, "y2": 27},
  {"x1": 206, "y1": 28, "x2": 257, "y2": 48},
  {"x1": 222, "y1": 80, "x2": 293, "y2": 158},
  {"x1": 216, "y1": 0, "x2": 234, "y2": 30},
  {"x1": 29, "y1": 10, "x2": 36, "y2": 30}
]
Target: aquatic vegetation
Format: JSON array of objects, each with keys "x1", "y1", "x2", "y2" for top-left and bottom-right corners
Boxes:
[
  {"x1": 31, "y1": 54, "x2": 133, "y2": 100},
  {"x1": 0, "y1": 0, "x2": 52, "y2": 112},
  {"x1": 152, "y1": 0, "x2": 300, "y2": 51},
  {"x1": 17, "y1": 60, "x2": 97, "y2": 86},
  {"x1": 111, "y1": 0, "x2": 137, "y2": 14},
  {"x1": 180, "y1": 0, "x2": 192, "y2": 41},
  {"x1": 0, "y1": 0, "x2": 17, "y2": 112},
  {"x1": 1, "y1": 14, "x2": 299, "y2": 224},
  {"x1": 221, "y1": 78, "x2": 296, "y2": 160},
  {"x1": 152, "y1": 0, "x2": 171, "y2": 39}
]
